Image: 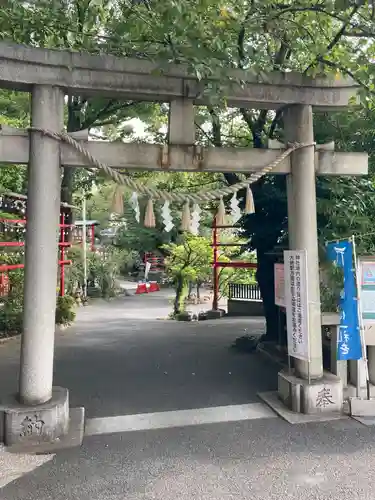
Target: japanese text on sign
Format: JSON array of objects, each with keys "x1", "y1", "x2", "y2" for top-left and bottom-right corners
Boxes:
[
  {"x1": 274, "y1": 263, "x2": 285, "y2": 307},
  {"x1": 284, "y1": 250, "x2": 310, "y2": 361}
]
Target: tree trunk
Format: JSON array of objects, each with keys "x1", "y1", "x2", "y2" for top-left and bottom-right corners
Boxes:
[
  {"x1": 62, "y1": 97, "x2": 82, "y2": 205},
  {"x1": 213, "y1": 105, "x2": 288, "y2": 343},
  {"x1": 174, "y1": 275, "x2": 186, "y2": 316},
  {"x1": 61, "y1": 169, "x2": 75, "y2": 205},
  {"x1": 61, "y1": 98, "x2": 83, "y2": 241},
  {"x1": 196, "y1": 281, "x2": 201, "y2": 300},
  {"x1": 256, "y1": 249, "x2": 282, "y2": 343}
]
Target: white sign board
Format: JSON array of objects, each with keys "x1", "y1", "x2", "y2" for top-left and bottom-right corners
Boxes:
[
  {"x1": 145, "y1": 261, "x2": 152, "y2": 280},
  {"x1": 284, "y1": 250, "x2": 310, "y2": 361},
  {"x1": 357, "y1": 257, "x2": 375, "y2": 346},
  {"x1": 358, "y1": 258, "x2": 375, "y2": 325},
  {"x1": 274, "y1": 263, "x2": 285, "y2": 307}
]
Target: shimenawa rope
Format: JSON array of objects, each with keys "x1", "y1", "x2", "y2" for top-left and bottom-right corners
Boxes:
[{"x1": 28, "y1": 127, "x2": 315, "y2": 205}]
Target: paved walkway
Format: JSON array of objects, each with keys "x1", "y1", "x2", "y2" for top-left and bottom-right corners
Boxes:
[
  {"x1": 1, "y1": 291, "x2": 375, "y2": 499},
  {"x1": 0, "y1": 290, "x2": 270, "y2": 418}
]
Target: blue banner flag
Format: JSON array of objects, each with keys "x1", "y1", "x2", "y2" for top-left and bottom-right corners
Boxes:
[{"x1": 326, "y1": 240, "x2": 362, "y2": 361}]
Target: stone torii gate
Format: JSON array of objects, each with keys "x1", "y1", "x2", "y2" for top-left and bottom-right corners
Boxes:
[{"x1": 0, "y1": 41, "x2": 368, "y2": 448}]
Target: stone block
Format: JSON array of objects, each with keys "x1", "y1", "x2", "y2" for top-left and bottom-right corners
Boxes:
[
  {"x1": 278, "y1": 369, "x2": 343, "y2": 415},
  {"x1": 1, "y1": 387, "x2": 69, "y2": 447},
  {"x1": 227, "y1": 299, "x2": 264, "y2": 317},
  {"x1": 176, "y1": 311, "x2": 195, "y2": 322},
  {"x1": 350, "y1": 397, "x2": 375, "y2": 417},
  {"x1": 344, "y1": 383, "x2": 375, "y2": 399},
  {"x1": 5, "y1": 407, "x2": 85, "y2": 454},
  {"x1": 259, "y1": 391, "x2": 346, "y2": 424},
  {"x1": 206, "y1": 309, "x2": 225, "y2": 320},
  {"x1": 278, "y1": 370, "x2": 301, "y2": 413},
  {"x1": 301, "y1": 373, "x2": 343, "y2": 414}
]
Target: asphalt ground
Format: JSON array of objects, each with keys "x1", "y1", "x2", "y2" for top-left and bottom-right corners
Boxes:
[{"x1": 1, "y1": 291, "x2": 373, "y2": 499}]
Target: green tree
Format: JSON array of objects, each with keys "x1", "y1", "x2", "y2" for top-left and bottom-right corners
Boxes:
[
  {"x1": 0, "y1": 0, "x2": 163, "y2": 204},
  {"x1": 163, "y1": 234, "x2": 212, "y2": 316},
  {"x1": 163, "y1": 230, "x2": 257, "y2": 315},
  {"x1": 0, "y1": 90, "x2": 30, "y2": 193}
]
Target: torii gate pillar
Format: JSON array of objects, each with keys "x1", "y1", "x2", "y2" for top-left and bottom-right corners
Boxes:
[
  {"x1": 2, "y1": 85, "x2": 72, "y2": 448},
  {"x1": 20, "y1": 85, "x2": 65, "y2": 404},
  {"x1": 285, "y1": 104, "x2": 323, "y2": 381},
  {"x1": 268, "y1": 104, "x2": 344, "y2": 418}
]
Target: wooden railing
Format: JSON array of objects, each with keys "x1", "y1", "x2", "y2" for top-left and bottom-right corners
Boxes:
[{"x1": 228, "y1": 283, "x2": 262, "y2": 301}]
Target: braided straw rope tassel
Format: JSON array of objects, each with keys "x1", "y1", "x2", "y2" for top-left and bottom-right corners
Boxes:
[
  {"x1": 181, "y1": 201, "x2": 191, "y2": 231},
  {"x1": 111, "y1": 185, "x2": 124, "y2": 215},
  {"x1": 245, "y1": 185, "x2": 255, "y2": 214},
  {"x1": 144, "y1": 199, "x2": 156, "y2": 228},
  {"x1": 215, "y1": 197, "x2": 226, "y2": 225}
]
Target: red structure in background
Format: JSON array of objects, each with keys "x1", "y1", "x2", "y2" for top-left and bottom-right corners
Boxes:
[
  {"x1": 0, "y1": 192, "x2": 76, "y2": 297},
  {"x1": 0, "y1": 272, "x2": 9, "y2": 296},
  {"x1": 58, "y1": 209, "x2": 79, "y2": 297},
  {"x1": 212, "y1": 219, "x2": 257, "y2": 311},
  {"x1": 144, "y1": 252, "x2": 165, "y2": 274},
  {"x1": 62, "y1": 220, "x2": 98, "y2": 297},
  {"x1": 72, "y1": 220, "x2": 98, "y2": 252},
  {"x1": 0, "y1": 217, "x2": 73, "y2": 297}
]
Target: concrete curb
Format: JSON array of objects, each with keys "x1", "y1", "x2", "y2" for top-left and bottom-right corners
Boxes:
[{"x1": 0, "y1": 334, "x2": 21, "y2": 345}]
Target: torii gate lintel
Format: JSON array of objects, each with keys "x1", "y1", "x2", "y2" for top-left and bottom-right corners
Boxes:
[{"x1": 0, "y1": 124, "x2": 368, "y2": 176}]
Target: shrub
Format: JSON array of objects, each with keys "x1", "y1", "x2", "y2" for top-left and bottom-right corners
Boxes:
[
  {"x1": 55, "y1": 295, "x2": 76, "y2": 326},
  {"x1": 65, "y1": 246, "x2": 131, "y2": 299},
  {"x1": 320, "y1": 261, "x2": 344, "y2": 313},
  {"x1": 0, "y1": 267, "x2": 24, "y2": 338},
  {"x1": 0, "y1": 306, "x2": 23, "y2": 337}
]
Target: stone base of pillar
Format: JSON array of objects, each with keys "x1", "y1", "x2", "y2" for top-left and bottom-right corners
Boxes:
[
  {"x1": 349, "y1": 397, "x2": 375, "y2": 417},
  {"x1": 0, "y1": 387, "x2": 84, "y2": 451},
  {"x1": 277, "y1": 369, "x2": 343, "y2": 415},
  {"x1": 343, "y1": 383, "x2": 375, "y2": 418},
  {"x1": 344, "y1": 383, "x2": 375, "y2": 399}
]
